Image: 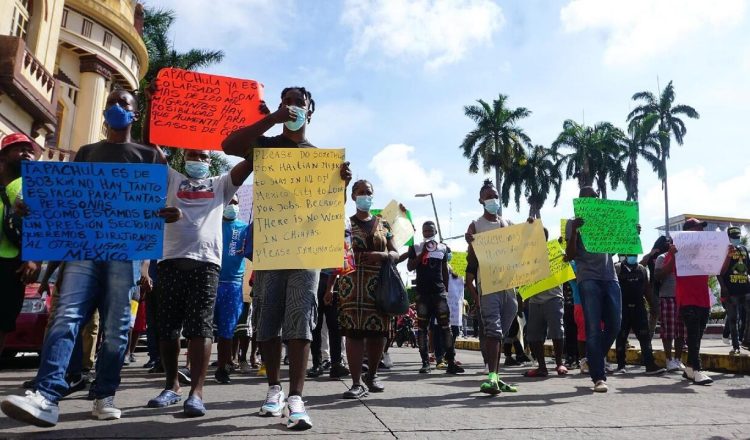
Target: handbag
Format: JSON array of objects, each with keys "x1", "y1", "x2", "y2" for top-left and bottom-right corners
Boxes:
[{"x1": 375, "y1": 260, "x2": 409, "y2": 316}]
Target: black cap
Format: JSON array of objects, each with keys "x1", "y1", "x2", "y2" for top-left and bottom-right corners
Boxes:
[{"x1": 728, "y1": 226, "x2": 742, "y2": 239}]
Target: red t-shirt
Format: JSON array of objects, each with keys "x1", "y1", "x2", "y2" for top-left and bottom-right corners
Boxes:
[{"x1": 664, "y1": 253, "x2": 711, "y2": 308}]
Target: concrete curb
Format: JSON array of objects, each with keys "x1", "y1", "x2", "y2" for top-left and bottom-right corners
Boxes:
[{"x1": 455, "y1": 339, "x2": 750, "y2": 374}]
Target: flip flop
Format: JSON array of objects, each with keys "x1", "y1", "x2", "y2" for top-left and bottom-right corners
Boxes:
[
  {"x1": 556, "y1": 365, "x2": 569, "y2": 376},
  {"x1": 523, "y1": 368, "x2": 549, "y2": 378},
  {"x1": 498, "y1": 379, "x2": 518, "y2": 392}
]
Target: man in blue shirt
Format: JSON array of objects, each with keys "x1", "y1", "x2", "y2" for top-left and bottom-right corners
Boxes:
[{"x1": 214, "y1": 195, "x2": 249, "y2": 384}]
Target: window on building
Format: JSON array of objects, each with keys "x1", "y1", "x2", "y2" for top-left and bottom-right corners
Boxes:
[
  {"x1": 81, "y1": 18, "x2": 93, "y2": 38},
  {"x1": 11, "y1": 0, "x2": 31, "y2": 41},
  {"x1": 120, "y1": 42, "x2": 127, "y2": 60},
  {"x1": 61, "y1": 8, "x2": 69, "y2": 28},
  {"x1": 103, "y1": 31, "x2": 112, "y2": 49}
]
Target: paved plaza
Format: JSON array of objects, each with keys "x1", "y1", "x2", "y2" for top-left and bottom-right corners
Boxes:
[{"x1": 1, "y1": 345, "x2": 749, "y2": 439}]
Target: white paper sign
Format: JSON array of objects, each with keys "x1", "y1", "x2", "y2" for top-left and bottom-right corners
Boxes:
[
  {"x1": 672, "y1": 231, "x2": 729, "y2": 276},
  {"x1": 236, "y1": 184, "x2": 253, "y2": 223},
  {"x1": 378, "y1": 199, "x2": 414, "y2": 249}
]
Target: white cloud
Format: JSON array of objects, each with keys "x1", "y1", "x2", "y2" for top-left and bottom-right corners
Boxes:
[
  {"x1": 368, "y1": 143, "x2": 463, "y2": 200},
  {"x1": 560, "y1": 0, "x2": 747, "y2": 66},
  {"x1": 341, "y1": 0, "x2": 504, "y2": 69},
  {"x1": 309, "y1": 101, "x2": 373, "y2": 148},
  {"x1": 151, "y1": 0, "x2": 294, "y2": 51}
]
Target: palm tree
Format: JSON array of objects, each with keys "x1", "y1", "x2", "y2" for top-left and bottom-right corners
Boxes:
[
  {"x1": 501, "y1": 145, "x2": 563, "y2": 218},
  {"x1": 136, "y1": 7, "x2": 227, "y2": 174},
  {"x1": 552, "y1": 120, "x2": 624, "y2": 198},
  {"x1": 460, "y1": 94, "x2": 531, "y2": 214},
  {"x1": 620, "y1": 115, "x2": 661, "y2": 201},
  {"x1": 628, "y1": 81, "x2": 699, "y2": 234}
]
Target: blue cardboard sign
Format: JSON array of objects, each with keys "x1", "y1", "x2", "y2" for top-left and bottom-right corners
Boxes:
[{"x1": 21, "y1": 162, "x2": 167, "y2": 261}]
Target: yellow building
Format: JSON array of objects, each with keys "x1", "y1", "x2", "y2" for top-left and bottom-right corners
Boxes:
[{"x1": 0, "y1": 0, "x2": 148, "y2": 161}]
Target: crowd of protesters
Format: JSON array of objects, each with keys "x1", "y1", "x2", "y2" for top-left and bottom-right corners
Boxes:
[{"x1": 0, "y1": 84, "x2": 747, "y2": 432}]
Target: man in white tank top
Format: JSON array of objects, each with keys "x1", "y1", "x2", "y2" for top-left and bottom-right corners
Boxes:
[{"x1": 465, "y1": 179, "x2": 535, "y2": 395}]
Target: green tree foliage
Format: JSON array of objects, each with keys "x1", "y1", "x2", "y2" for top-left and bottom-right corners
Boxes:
[{"x1": 501, "y1": 145, "x2": 562, "y2": 218}]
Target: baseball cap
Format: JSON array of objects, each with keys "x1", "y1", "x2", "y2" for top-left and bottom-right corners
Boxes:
[
  {"x1": 728, "y1": 226, "x2": 742, "y2": 239},
  {"x1": 0, "y1": 133, "x2": 41, "y2": 157},
  {"x1": 683, "y1": 218, "x2": 708, "y2": 231}
]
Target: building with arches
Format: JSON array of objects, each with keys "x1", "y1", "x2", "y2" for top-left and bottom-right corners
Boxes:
[{"x1": 0, "y1": 0, "x2": 148, "y2": 161}]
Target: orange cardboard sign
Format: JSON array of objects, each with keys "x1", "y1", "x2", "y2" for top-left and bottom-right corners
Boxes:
[{"x1": 149, "y1": 68, "x2": 265, "y2": 150}]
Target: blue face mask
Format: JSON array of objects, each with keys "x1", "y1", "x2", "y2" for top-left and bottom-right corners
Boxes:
[
  {"x1": 185, "y1": 160, "x2": 210, "y2": 179},
  {"x1": 483, "y1": 198, "x2": 500, "y2": 215},
  {"x1": 223, "y1": 204, "x2": 239, "y2": 220},
  {"x1": 730, "y1": 238, "x2": 741, "y2": 246},
  {"x1": 355, "y1": 195, "x2": 373, "y2": 212},
  {"x1": 626, "y1": 256, "x2": 638, "y2": 265},
  {"x1": 103, "y1": 104, "x2": 134, "y2": 130},
  {"x1": 284, "y1": 106, "x2": 306, "y2": 131}
]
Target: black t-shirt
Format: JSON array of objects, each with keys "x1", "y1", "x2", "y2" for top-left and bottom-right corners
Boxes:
[
  {"x1": 254, "y1": 134, "x2": 315, "y2": 149},
  {"x1": 722, "y1": 245, "x2": 750, "y2": 296},
  {"x1": 616, "y1": 262, "x2": 648, "y2": 305},
  {"x1": 408, "y1": 241, "x2": 451, "y2": 296},
  {"x1": 74, "y1": 140, "x2": 164, "y2": 164}
]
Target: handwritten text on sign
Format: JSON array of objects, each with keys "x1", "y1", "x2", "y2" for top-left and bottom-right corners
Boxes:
[
  {"x1": 518, "y1": 240, "x2": 576, "y2": 300},
  {"x1": 472, "y1": 221, "x2": 550, "y2": 294},
  {"x1": 573, "y1": 198, "x2": 642, "y2": 255},
  {"x1": 672, "y1": 231, "x2": 729, "y2": 276},
  {"x1": 252, "y1": 148, "x2": 345, "y2": 270},
  {"x1": 150, "y1": 68, "x2": 264, "y2": 150},
  {"x1": 21, "y1": 162, "x2": 167, "y2": 261}
]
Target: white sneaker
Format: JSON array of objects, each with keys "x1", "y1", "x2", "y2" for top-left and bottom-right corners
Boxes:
[
  {"x1": 678, "y1": 361, "x2": 686, "y2": 371},
  {"x1": 259, "y1": 385, "x2": 285, "y2": 417},
  {"x1": 693, "y1": 370, "x2": 713, "y2": 385},
  {"x1": 92, "y1": 396, "x2": 121, "y2": 420},
  {"x1": 284, "y1": 395, "x2": 312, "y2": 430},
  {"x1": 580, "y1": 358, "x2": 589, "y2": 375},
  {"x1": 1, "y1": 390, "x2": 59, "y2": 427},
  {"x1": 683, "y1": 366, "x2": 695, "y2": 381},
  {"x1": 382, "y1": 352, "x2": 394, "y2": 369},
  {"x1": 722, "y1": 336, "x2": 731, "y2": 346},
  {"x1": 666, "y1": 358, "x2": 679, "y2": 372},
  {"x1": 239, "y1": 360, "x2": 253, "y2": 374},
  {"x1": 593, "y1": 380, "x2": 608, "y2": 393}
]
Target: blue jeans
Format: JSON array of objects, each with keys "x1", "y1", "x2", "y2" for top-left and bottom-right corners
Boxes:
[
  {"x1": 35, "y1": 261, "x2": 137, "y2": 403},
  {"x1": 578, "y1": 279, "x2": 622, "y2": 383}
]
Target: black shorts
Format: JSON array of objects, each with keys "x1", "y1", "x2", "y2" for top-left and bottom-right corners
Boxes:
[
  {"x1": 0, "y1": 257, "x2": 24, "y2": 333},
  {"x1": 156, "y1": 259, "x2": 220, "y2": 340}
]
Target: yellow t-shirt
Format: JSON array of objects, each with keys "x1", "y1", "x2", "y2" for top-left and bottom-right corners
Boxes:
[{"x1": 0, "y1": 177, "x2": 22, "y2": 258}]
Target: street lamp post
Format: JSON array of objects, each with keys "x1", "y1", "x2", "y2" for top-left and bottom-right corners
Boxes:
[{"x1": 415, "y1": 193, "x2": 443, "y2": 242}]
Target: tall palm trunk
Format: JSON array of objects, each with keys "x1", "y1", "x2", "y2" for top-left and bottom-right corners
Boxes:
[
  {"x1": 662, "y1": 155, "x2": 670, "y2": 237},
  {"x1": 495, "y1": 166, "x2": 503, "y2": 215}
]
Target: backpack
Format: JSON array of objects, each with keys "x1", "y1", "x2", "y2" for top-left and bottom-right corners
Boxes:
[{"x1": 0, "y1": 188, "x2": 22, "y2": 248}]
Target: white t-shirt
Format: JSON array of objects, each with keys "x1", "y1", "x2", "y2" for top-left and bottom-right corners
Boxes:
[
  {"x1": 162, "y1": 168, "x2": 239, "y2": 266},
  {"x1": 447, "y1": 275, "x2": 464, "y2": 326}
]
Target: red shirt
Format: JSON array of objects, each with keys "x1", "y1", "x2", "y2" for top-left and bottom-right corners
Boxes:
[{"x1": 664, "y1": 253, "x2": 711, "y2": 308}]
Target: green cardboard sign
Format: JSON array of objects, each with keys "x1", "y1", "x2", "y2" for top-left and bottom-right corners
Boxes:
[{"x1": 572, "y1": 198, "x2": 643, "y2": 255}]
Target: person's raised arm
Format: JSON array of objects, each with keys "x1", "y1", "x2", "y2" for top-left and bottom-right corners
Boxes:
[
  {"x1": 230, "y1": 159, "x2": 253, "y2": 187},
  {"x1": 406, "y1": 246, "x2": 418, "y2": 272},
  {"x1": 221, "y1": 103, "x2": 293, "y2": 158},
  {"x1": 564, "y1": 218, "x2": 582, "y2": 262}
]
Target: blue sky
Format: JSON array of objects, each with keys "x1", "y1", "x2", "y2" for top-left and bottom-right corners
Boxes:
[{"x1": 150, "y1": 0, "x2": 750, "y2": 252}]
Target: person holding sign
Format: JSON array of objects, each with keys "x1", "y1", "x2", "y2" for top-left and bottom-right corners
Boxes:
[
  {"x1": 2, "y1": 89, "x2": 179, "y2": 428},
  {"x1": 0, "y1": 133, "x2": 41, "y2": 359},
  {"x1": 407, "y1": 221, "x2": 464, "y2": 375},
  {"x1": 653, "y1": 236, "x2": 687, "y2": 372},
  {"x1": 565, "y1": 187, "x2": 628, "y2": 393},
  {"x1": 719, "y1": 226, "x2": 750, "y2": 354},
  {"x1": 656, "y1": 218, "x2": 714, "y2": 385},
  {"x1": 338, "y1": 180, "x2": 399, "y2": 399},
  {"x1": 221, "y1": 86, "x2": 351, "y2": 431},
  {"x1": 148, "y1": 149, "x2": 252, "y2": 416},
  {"x1": 613, "y1": 255, "x2": 666, "y2": 375},
  {"x1": 465, "y1": 179, "x2": 533, "y2": 395},
  {"x1": 524, "y1": 228, "x2": 567, "y2": 378}
]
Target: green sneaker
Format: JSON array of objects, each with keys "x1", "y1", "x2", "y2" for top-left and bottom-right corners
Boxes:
[
  {"x1": 480, "y1": 373, "x2": 501, "y2": 395},
  {"x1": 497, "y1": 379, "x2": 518, "y2": 393}
]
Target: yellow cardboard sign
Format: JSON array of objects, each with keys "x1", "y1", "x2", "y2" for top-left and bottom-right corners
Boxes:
[
  {"x1": 518, "y1": 240, "x2": 576, "y2": 300},
  {"x1": 560, "y1": 219, "x2": 568, "y2": 241},
  {"x1": 252, "y1": 148, "x2": 345, "y2": 270},
  {"x1": 472, "y1": 221, "x2": 550, "y2": 294}
]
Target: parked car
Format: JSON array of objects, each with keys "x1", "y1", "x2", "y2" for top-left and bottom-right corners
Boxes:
[{"x1": 2, "y1": 283, "x2": 50, "y2": 358}]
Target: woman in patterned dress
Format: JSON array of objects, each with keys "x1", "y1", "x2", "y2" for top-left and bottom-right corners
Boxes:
[{"x1": 338, "y1": 180, "x2": 399, "y2": 399}]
